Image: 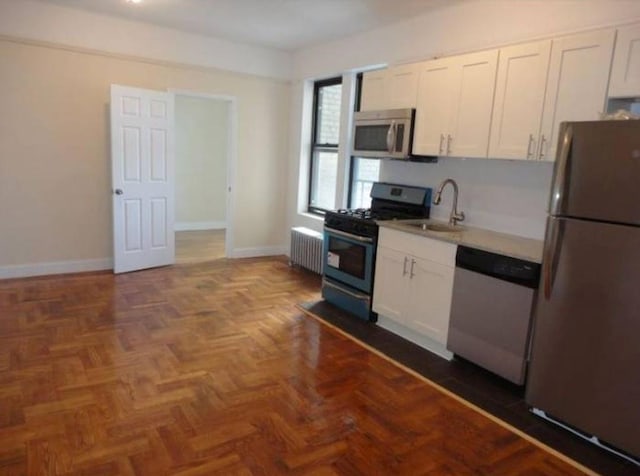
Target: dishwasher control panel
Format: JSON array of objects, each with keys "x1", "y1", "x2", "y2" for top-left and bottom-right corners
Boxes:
[{"x1": 455, "y1": 246, "x2": 540, "y2": 289}]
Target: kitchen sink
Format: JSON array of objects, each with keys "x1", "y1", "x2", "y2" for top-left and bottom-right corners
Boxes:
[{"x1": 408, "y1": 223, "x2": 464, "y2": 233}]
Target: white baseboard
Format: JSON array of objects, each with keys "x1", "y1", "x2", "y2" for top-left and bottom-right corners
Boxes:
[
  {"x1": 175, "y1": 221, "x2": 227, "y2": 231},
  {"x1": 229, "y1": 246, "x2": 287, "y2": 259},
  {"x1": 0, "y1": 258, "x2": 113, "y2": 280}
]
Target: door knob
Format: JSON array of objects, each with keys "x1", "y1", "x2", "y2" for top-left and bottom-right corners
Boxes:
[{"x1": 114, "y1": 189, "x2": 123, "y2": 195}]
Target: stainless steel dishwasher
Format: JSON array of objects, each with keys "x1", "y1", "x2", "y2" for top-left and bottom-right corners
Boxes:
[{"x1": 447, "y1": 246, "x2": 540, "y2": 385}]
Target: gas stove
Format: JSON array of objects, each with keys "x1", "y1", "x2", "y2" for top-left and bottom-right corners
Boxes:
[
  {"x1": 324, "y1": 183, "x2": 433, "y2": 238},
  {"x1": 322, "y1": 182, "x2": 432, "y2": 322}
]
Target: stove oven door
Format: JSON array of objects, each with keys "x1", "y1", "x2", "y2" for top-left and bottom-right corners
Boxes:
[{"x1": 323, "y1": 227, "x2": 375, "y2": 293}]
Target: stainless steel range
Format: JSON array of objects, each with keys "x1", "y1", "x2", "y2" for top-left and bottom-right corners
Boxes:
[{"x1": 322, "y1": 182, "x2": 432, "y2": 321}]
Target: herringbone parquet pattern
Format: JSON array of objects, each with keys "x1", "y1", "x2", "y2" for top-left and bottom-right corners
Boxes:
[{"x1": 0, "y1": 257, "x2": 587, "y2": 475}]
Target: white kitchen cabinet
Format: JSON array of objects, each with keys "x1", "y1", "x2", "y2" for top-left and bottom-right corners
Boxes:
[
  {"x1": 360, "y1": 69, "x2": 388, "y2": 111},
  {"x1": 609, "y1": 23, "x2": 640, "y2": 98},
  {"x1": 413, "y1": 57, "x2": 455, "y2": 155},
  {"x1": 373, "y1": 228, "x2": 456, "y2": 348},
  {"x1": 489, "y1": 30, "x2": 614, "y2": 161},
  {"x1": 360, "y1": 64, "x2": 420, "y2": 111},
  {"x1": 488, "y1": 40, "x2": 552, "y2": 160},
  {"x1": 413, "y1": 50, "x2": 498, "y2": 158},
  {"x1": 386, "y1": 63, "x2": 421, "y2": 109},
  {"x1": 538, "y1": 28, "x2": 615, "y2": 161}
]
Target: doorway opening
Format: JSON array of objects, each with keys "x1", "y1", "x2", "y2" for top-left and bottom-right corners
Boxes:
[{"x1": 173, "y1": 91, "x2": 236, "y2": 264}]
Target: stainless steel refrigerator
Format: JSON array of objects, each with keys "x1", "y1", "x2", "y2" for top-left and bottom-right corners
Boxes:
[{"x1": 526, "y1": 120, "x2": 640, "y2": 463}]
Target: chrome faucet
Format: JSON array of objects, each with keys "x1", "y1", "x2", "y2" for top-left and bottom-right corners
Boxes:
[{"x1": 433, "y1": 178, "x2": 465, "y2": 226}]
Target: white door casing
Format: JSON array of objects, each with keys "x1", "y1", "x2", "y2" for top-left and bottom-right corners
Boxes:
[{"x1": 111, "y1": 84, "x2": 175, "y2": 273}]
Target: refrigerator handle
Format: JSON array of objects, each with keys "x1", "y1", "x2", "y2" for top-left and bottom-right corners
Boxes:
[
  {"x1": 549, "y1": 124, "x2": 573, "y2": 216},
  {"x1": 543, "y1": 217, "x2": 562, "y2": 300}
]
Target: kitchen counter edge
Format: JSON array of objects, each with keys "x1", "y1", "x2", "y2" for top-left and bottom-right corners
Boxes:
[{"x1": 378, "y1": 220, "x2": 544, "y2": 264}]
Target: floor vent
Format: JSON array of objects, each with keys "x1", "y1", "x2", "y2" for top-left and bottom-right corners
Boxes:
[{"x1": 290, "y1": 227, "x2": 323, "y2": 274}]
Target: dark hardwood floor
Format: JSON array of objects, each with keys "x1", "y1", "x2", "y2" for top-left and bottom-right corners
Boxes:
[
  {"x1": 299, "y1": 301, "x2": 640, "y2": 476},
  {"x1": 0, "y1": 257, "x2": 614, "y2": 475}
]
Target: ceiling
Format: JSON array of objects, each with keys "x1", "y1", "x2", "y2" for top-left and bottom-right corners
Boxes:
[{"x1": 34, "y1": 0, "x2": 458, "y2": 51}]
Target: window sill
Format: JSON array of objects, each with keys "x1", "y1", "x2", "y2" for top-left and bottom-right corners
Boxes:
[{"x1": 298, "y1": 212, "x2": 324, "y2": 222}]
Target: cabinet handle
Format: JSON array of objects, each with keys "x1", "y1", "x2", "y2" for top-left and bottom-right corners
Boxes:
[
  {"x1": 409, "y1": 259, "x2": 416, "y2": 279},
  {"x1": 446, "y1": 134, "x2": 452, "y2": 155},
  {"x1": 538, "y1": 134, "x2": 547, "y2": 160},
  {"x1": 402, "y1": 256, "x2": 409, "y2": 277},
  {"x1": 526, "y1": 134, "x2": 535, "y2": 159},
  {"x1": 439, "y1": 134, "x2": 445, "y2": 155}
]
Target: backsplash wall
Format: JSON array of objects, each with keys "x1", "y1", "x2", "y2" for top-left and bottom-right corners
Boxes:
[{"x1": 380, "y1": 158, "x2": 555, "y2": 240}]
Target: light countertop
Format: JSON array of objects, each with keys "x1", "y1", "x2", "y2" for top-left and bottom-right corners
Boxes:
[{"x1": 378, "y1": 219, "x2": 544, "y2": 263}]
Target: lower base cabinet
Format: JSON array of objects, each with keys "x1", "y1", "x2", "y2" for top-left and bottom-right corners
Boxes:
[{"x1": 372, "y1": 228, "x2": 456, "y2": 351}]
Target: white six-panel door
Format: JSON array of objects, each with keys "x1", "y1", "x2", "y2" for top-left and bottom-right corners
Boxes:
[{"x1": 111, "y1": 85, "x2": 175, "y2": 274}]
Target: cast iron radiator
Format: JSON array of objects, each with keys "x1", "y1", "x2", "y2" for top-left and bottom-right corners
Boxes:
[{"x1": 289, "y1": 227, "x2": 323, "y2": 274}]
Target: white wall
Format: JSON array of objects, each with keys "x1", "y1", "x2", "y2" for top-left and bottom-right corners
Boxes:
[
  {"x1": 175, "y1": 96, "x2": 228, "y2": 230},
  {"x1": 380, "y1": 159, "x2": 554, "y2": 239},
  {"x1": 0, "y1": 38, "x2": 290, "y2": 278},
  {"x1": 287, "y1": 1, "x2": 640, "y2": 241},
  {"x1": 0, "y1": 0, "x2": 291, "y2": 79}
]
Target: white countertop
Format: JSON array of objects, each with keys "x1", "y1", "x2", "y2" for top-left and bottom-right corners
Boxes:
[{"x1": 378, "y1": 219, "x2": 544, "y2": 263}]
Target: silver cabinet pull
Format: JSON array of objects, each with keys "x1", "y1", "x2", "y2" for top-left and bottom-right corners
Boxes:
[
  {"x1": 114, "y1": 189, "x2": 123, "y2": 195},
  {"x1": 538, "y1": 134, "x2": 547, "y2": 160},
  {"x1": 446, "y1": 134, "x2": 452, "y2": 155},
  {"x1": 438, "y1": 134, "x2": 445, "y2": 155},
  {"x1": 526, "y1": 134, "x2": 535, "y2": 159},
  {"x1": 402, "y1": 256, "x2": 409, "y2": 276},
  {"x1": 409, "y1": 259, "x2": 416, "y2": 279}
]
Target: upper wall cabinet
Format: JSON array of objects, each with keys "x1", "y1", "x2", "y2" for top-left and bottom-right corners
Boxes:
[
  {"x1": 413, "y1": 49, "x2": 498, "y2": 157},
  {"x1": 489, "y1": 40, "x2": 552, "y2": 160},
  {"x1": 360, "y1": 69, "x2": 388, "y2": 111},
  {"x1": 489, "y1": 29, "x2": 615, "y2": 161},
  {"x1": 609, "y1": 23, "x2": 640, "y2": 98},
  {"x1": 538, "y1": 29, "x2": 615, "y2": 161},
  {"x1": 360, "y1": 64, "x2": 420, "y2": 111}
]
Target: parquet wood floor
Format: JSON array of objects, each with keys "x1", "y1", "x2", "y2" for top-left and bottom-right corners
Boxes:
[
  {"x1": 0, "y1": 258, "x2": 590, "y2": 475},
  {"x1": 175, "y1": 230, "x2": 225, "y2": 264}
]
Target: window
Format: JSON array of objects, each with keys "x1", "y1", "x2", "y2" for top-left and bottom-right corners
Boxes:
[
  {"x1": 349, "y1": 157, "x2": 380, "y2": 209},
  {"x1": 348, "y1": 73, "x2": 380, "y2": 209},
  {"x1": 308, "y1": 77, "x2": 342, "y2": 212}
]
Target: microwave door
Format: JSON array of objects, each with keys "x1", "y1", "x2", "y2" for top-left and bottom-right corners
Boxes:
[{"x1": 353, "y1": 119, "x2": 408, "y2": 159}]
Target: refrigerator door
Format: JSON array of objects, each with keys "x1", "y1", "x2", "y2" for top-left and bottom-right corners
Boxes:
[
  {"x1": 527, "y1": 216, "x2": 640, "y2": 458},
  {"x1": 550, "y1": 120, "x2": 640, "y2": 225}
]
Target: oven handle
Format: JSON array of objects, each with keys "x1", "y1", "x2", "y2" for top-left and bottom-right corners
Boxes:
[
  {"x1": 323, "y1": 279, "x2": 371, "y2": 302},
  {"x1": 324, "y1": 226, "x2": 374, "y2": 244}
]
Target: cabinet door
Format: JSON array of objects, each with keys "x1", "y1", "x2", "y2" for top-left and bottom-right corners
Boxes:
[
  {"x1": 387, "y1": 63, "x2": 421, "y2": 109},
  {"x1": 372, "y1": 246, "x2": 407, "y2": 324},
  {"x1": 609, "y1": 23, "x2": 640, "y2": 98},
  {"x1": 539, "y1": 29, "x2": 615, "y2": 161},
  {"x1": 360, "y1": 69, "x2": 389, "y2": 111},
  {"x1": 413, "y1": 58, "x2": 455, "y2": 156},
  {"x1": 448, "y1": 49, "x2": 499, "y2": 158},
  {"x1": 489, "y1": 41, "x2": 551, "y2": 160},
  {"x1": 404, "y1": 257, "x2": 455, "y2": 345}
]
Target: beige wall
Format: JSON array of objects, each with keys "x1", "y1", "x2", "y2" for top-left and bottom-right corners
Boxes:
[
  {"x1": 175, "y1": 96, "x2": 228, "y2": 227},
  {"x1": 0, "y1": 38, "x2": 290, "y2": 268}
]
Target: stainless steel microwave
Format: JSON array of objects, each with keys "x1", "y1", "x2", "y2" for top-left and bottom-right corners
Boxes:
[{"x1": 352, "y1": 108, "x2": 414, "y2": 159}]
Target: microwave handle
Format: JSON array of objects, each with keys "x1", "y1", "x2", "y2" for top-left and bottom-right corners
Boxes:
[{"x1": 386, "y1": 121, "x2": 396, "y2": 154}]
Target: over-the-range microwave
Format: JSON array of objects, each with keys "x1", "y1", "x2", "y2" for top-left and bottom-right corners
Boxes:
[{"x1": 352, "y1": 108, "x2": 417, "y2": 160}]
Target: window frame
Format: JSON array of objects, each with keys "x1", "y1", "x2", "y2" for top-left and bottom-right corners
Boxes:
[
  {"x1": 347, "y1": 72, "x2": 381, "y2": 209},
  {"x1": 307, "y1": 76, "x2": 343, "y2": 214}
]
